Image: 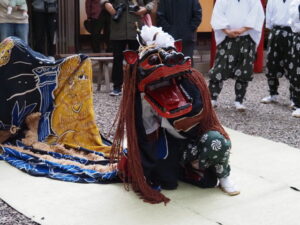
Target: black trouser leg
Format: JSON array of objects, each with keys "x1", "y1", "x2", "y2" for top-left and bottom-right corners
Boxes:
[
  {"x1": 32, "y1": 11, "x2": 57, "y2": 56},
  {"x1": 267, "y1": 77, "x2": 280, "y2": 96},
  {"x1": 182, "y1": 40, "x2": 195, "y2": 66},
  {"x1": 208, "y1": 79, "x2": 223, "y2": 101},
  {"x1": 111, "y1": 40, "x2": 139, "y2": 90},
  {"x1": 90, "y1": 18, "x2": 101, "y2": 53},
  {"x1": 235, "y1": 80, "x2": 248, "y2": 103},
  {"x1": 32, "y1": 11, "x2": 46, "y2": 54},
  {"x1": 111, "y1": 40, "x2": 127, "y2": 90},
  {"x1": 99, "y1": 11, "x2": 111, "y2": 52},
  {"x1": 46, "y1": 13, "x2": 57, "y2": 56},
  {"x1": 291, "y1": 84, "x2": 300, "y2": 108}
]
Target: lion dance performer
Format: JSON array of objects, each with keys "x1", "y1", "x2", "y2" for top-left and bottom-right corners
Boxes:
[
  {"x1": 288, "y1": 0, "x2": 300, "y2": 117},
  {"x1": 111, "y1": 26, "x2": 240, "y2": 204}
]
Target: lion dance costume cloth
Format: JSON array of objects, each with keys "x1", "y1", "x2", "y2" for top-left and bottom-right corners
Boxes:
[
  {"x1": 111, "y1": 26, "x2": 232, "y2": 204},
  {"x1": 0, "y1": 37, "x2": 117, "y2": 183}
]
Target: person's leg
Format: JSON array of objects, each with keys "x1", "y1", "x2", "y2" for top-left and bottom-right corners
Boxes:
[
  {"x1": 230, "y1": 36, "x2": 255, "y2": 110},
  {"x1": 195, "y1": 131, "x2": 239, "y2": 195},
  {"x1": 208, "y1": 38, "x2": 231, "y2": 104},
  {"x1": 32, "y1": 11, "x2": 46, "y2": 54},
  {"x1": 127, "y1": 39, "x2": 139, "y2": 51},
  {"x1": 195, "y1": 131, "x2": 231, "y2": 178},
  {"x1": 108, "y1": 39, "x2": 139, "y2": 95},
  {"x1": 182, "y1": 40, "x2": 195, "y2": 66},
  {"x1": 262, "y1": 28, "x2": 289, "y2": 103},
  {"x1": 111, "y1": 40, "x2": 127, "y2": 94},
  {"x1": 103, "y1": 11, "x2": 111, "y2": 52},
  {"x1": 234, "y1": 80, "x2": 248, "y2": 103},
  {"x1": 90, "y1": 18, "x2": 101, "y2": 53},
  {"x1": 291, "y1": 33, "x2": 300, "y2": 117},
  {"x1": 14, "y1": 23, "x2": 29, "y2": 43},
  {"x1": 154, "y1": 131, "x2": 183, "y2": 190},
  {"x1": 291, "y1": 83, "x2": 300, "y2": 117},
  {"x1": 208, "y1": 79, "x2": 223, "y2": 101},
  {"x1": 267, "y1": 77, "x2": 280, "y2": 96},
  {"x1": 0, "y1": 23, "x2": 11, "y2": 41},
  {"x1": 45, "y1": 13, "x2": 57, "y2": 56},
  {"x1": 98, "y1": 11, "x2": 111, "y2": 52}
]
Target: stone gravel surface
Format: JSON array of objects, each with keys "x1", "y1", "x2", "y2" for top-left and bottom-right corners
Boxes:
[{"x1": 0, "y1": 72, "x2": 299, "y2": 225}]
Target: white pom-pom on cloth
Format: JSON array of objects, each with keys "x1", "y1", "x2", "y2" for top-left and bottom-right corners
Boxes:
[{"x1": 139, "y1": 25, "x2": 175, "y2": 48}]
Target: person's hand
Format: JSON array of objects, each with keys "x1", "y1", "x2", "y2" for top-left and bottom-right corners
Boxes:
[
  {"x1": 134, "y1": 7, "x2": 147, "y2": 17},
  {"x1": 223, "y1": 29, "x2": 239, "y2": 38},
  {"x1": 104, "y1": 2, "x2": 117, "y2": 16},
  {"x1": 232, "y1": 27, "x2": 252, "y2": 36}
]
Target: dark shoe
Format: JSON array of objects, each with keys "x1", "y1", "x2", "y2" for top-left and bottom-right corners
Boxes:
[{"x1": 160, "y1": 181, "x2": 178, "y2": 190}]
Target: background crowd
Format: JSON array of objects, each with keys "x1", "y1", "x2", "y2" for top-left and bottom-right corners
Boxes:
[
  {"x1": 0, "y1": 0, "x2": 299, "y2": 117},
  {"x1": 0, "y1": 0, "x2": 57, "y2": 58}
]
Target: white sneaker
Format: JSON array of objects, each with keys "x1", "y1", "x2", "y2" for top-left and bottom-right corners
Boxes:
[
  {"x1": 290, "y1": 101, "x2": 296, "y2": 110},
  {"x1": 234, "y1": 101, "x2": 246, "y2": 112},
  {"x1": 261, "y1": 95, "x2": 279, "y2": 104},
  {"x1": 211, "y1": 100, "x2": 218, "y2": 108},
  {"x1": 292, "y1": 108, "x2": 300, "y2": 118},
  {"x1": 219, "y1": 176, "x2": 240, "y2": 196}
]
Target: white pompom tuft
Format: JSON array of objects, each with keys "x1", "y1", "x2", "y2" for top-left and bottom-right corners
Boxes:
[{"x1": 139, "y1": 25, "x2": 175, "y2": 48}]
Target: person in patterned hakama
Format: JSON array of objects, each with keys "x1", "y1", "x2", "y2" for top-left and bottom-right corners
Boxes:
[
  {"x1": 260, "y1": 0, "x2": 298, "y2": 116},
  {"x1": 208, "y1": 0, "x2": 265, "y2": 111},
  {"x1": 287, "y1": 0, "x2": 300, "y2": 117}
]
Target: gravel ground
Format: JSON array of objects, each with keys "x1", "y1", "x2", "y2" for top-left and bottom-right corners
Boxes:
[{"x1": 0, "y1": 72, "x2": 299, "y2": 225}]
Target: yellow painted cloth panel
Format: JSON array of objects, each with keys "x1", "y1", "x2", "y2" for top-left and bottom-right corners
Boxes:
[{"x1": 50, "y1": 55, "x2": 111, "y2": 155}]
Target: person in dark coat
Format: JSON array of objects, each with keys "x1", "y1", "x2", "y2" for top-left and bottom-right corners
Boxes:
[
  {"x1": 85, "y1": 0, "x2": 110, "y2": 53},
  {"x1": 156, "y1": 0, "x2": 202, "y2": 60},
  {"x1": 31, "y1": 0, "x2": 57, "y2": 57},
  {"x1": 101, "y1": 0, "x2": 155, "y2": 96}
]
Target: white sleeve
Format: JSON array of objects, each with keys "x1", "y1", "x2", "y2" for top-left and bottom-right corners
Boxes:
[
  {"x1": 211, "y1": 0, "x2": 229, "y2": 30},
  {"x1": 289, "y1": 0, "x2": 300, "y2": 32},
  {"x1": 141, "y1": 96, "x2": 160, "y2": 135},
  {"x1": 244, "y1": 0, "x2": 265, "y2": 32},
  {"x1": 266, "y1": 0, "x2": 274, "y2": 29}
]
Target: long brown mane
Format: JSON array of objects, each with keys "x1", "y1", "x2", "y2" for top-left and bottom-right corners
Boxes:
[
  {"x1": 110, "y1": 66, "x2": 229, "y2": 204},
  {"x1": 188, "y1": 69, "x2": 229, "y2": 140},
  {"x1": 110, "y1": 63, "x2": 170, "y2": 204}
]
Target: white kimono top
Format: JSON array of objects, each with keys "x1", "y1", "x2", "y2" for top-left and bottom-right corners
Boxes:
[
  {"x1": 211, "y1": 0, "x2": 265, "y2": 46},
  {"x1": 266, "y1": 0, "x2": 293, "y2": 29},
  {"x1": 289, "y1": 0, "x2": 300, "y2": 32}
]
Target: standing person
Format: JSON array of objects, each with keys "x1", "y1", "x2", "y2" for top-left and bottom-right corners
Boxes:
[
  {"x1": 156, "y1": 0, "x2": 202, "y2": 61},
  {"x1": 261, "y1": 0, "x2": 295, "y2": 110},
  {"x1": 208, "y1": 0, "x2": 265, "y2": 111},
  {"x1": 0, "y1": 0, "x2": 29, "y2": 43},
  {"x1": 85, "y1": 0, "x2": 110, "y2": 53},
  {"x1": 287, "y1": 0, "x2": 300, "y2": 117},
  {"x1": 101, "y1": 0, "x2": 155, "y2": 96},
  {"x1": 31, "y1": 0, "x2": 57, "y2": 58}
]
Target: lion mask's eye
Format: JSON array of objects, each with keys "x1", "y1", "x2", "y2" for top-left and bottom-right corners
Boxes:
[
  {"x1": 78, "y1": 74, "x2": 88, "y2": 80},
  {"x1": 148, "y1": 54, "x2": 160, "y2": 65}
]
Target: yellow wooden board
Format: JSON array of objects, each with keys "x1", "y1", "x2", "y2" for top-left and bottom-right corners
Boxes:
[{"x1": 197, "y1": 0, "x2": 213, "y2": 32}]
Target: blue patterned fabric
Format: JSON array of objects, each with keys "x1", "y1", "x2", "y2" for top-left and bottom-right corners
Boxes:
[
  {"x1": 0, "y1": 37, "x2": 118, "y2": 183},
  {"x1": 0, "y1": 146, "x2": 117, "y2": 183}
]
